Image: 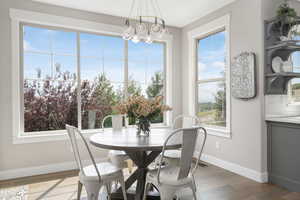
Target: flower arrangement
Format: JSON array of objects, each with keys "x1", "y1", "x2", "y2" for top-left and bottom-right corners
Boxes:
[{"x1": 113, "y1": 95, "x2": 172, "y2": 136}]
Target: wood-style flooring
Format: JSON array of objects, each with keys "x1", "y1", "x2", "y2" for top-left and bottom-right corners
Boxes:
[{"x1": 0, "y1": 163, "x2": 299, "y2": 200}]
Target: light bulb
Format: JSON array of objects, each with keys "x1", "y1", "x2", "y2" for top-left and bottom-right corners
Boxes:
[
  {"x1": 158, "y1": 28, "x2": 168, "y2": 38},
  {"x1": 151, "y1": 23, "x2": 162, "y2": 33},
  {"x1": 136, "y1": 23, "x2": 147, "y2": 34},
  {"x1": 145, "y1": 34, "x2": 153, "y2": 44},
  {"x1": 122, "y1": 26, "x2": 133, "y2": 40},
  {"x1": 132, "y1": 34, "x2": 140, "y2": 43}
]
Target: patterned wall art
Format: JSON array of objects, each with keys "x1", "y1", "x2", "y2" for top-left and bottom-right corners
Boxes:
[{"x1": 231, "y1": 52, "x2": 256, "y2": 100}]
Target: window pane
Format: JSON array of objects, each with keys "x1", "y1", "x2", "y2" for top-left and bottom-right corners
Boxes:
[
  {"x1": 128, "y1": 41, "x2": 165, "y2": 124},
  {"x1": 81, "y1": 78, "x2": 124, "y2": 129},
  {"x1": 23, "y1": 26, "x2": 78, "y2": 133},
  {"x1": 80, "y1": 33, "x2": 124, "y2": 130},
  {"x1": 24, "y1": 53, "x2": 52, "y2": 79},
  {"x1": 291, "y1": 52, "x2": 300, "y2": 73},
  {"x1": 197, "y1": 81, "x2": 226, "y2": 127},
  {"x1": 23, "y1": 26, "x2": 50, "y2": 52},
  {"x1": 80, "y1": 33, "x2": 124, "y2": 60},
  {"x1": 128, "y1": 41, "x2": 165, "y2": 97},
  {"x1": 24, "y1": 79, "x2": 78, "y2": 132},
  {"x1": 128, "y1": 61, "x2": 147, "y2": 84},
  {"x1": 289, "y1": 78, "x2": 300, "y2": 102},
  {"x1": 81, "y1": 58, "x2": 103, "y2": 81},
  {"x1": 104, "y1": 60, "x2": 124, "y2": 83},
  {"x1": 53, "y1": 55, "x2": 77, "y2": 78},
  {"x1": 51, "y1": 30, "x2": 77, "y2": 55},
  {"x1": 198, "y1": 31, "x2": 225, "y2": 80}
]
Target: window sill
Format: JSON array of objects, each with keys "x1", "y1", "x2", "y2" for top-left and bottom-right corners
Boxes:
[
  {"x1": 13, "y1": 125, "x2": 172, "y2": 144},
  {"x1": 13, "y1": 131, "x2": 97, "y2": 144}
]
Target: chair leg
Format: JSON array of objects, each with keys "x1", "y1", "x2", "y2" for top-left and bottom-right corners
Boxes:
[
  {"x1": 106, "y1": 183, "x2": 112, "y2": 200},
  {"x1": 120, "y1": 178, "x2": 127, "y2": 200},
  {"x1": 77, "y1": 181, "x2": 83, "y2": 200},
  {"x1": 143, "y1": 182, "x2": 150, "y2": 200},
  {"x1": 83, "y1": 181, "x2": 101, "y2": 200},
  {"x1": 191, "y1": 180, "x2": 197, "y2": 200},
  {"x1": 191, "y1": 188, "x2": 197, "y2": 200}
]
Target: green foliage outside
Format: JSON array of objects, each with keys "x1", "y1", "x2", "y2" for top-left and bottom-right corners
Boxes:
[{"x1": 197, "y1": 82, "x2": 226, "y2": 127}]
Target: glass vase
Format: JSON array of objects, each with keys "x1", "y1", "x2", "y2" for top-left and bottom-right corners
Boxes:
[{"x1": 136, "y1": 118, "x2": 151, "y2": 137}]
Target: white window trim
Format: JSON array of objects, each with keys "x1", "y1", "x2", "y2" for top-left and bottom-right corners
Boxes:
[
  {"x1": 187, "y1": 14, "x2": 231, "y2": 138},
  {"x1": 10, "y1": 9, "x2": 173, "y2": 144}
]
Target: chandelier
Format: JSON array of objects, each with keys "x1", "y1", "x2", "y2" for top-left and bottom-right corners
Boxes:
[{"x1": 122, "y1": 0, "x2": 169, "y2": 44}]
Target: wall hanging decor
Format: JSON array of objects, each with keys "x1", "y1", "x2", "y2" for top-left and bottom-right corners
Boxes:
[{"x1": 231, "y1": 52, "x2": 256, "y2": 100}]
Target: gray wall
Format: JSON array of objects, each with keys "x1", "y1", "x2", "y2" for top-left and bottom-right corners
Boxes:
[
  {"x1": 0, "y1": 0, "x2": 182, "y2": 172},
  {"x1": 182, "y1": 0, "x2": 266, "y2": 172}
]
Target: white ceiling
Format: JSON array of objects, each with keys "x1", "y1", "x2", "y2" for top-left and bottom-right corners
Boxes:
[{"x1": 33, "y1": 0, "x2": 236, "y2": 27}]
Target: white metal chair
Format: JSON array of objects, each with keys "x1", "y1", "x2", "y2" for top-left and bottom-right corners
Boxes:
[
  {"x1": 163, "y1": 115, "x2": 201, "y2": 160},
  {"x1": 66, "y1": 125, "x2": 127, "y2": 200},
  {"x1": 144, "y1": 127, "x2": 207, "y2": 200},
  {"x1": 102, "y1": 115, "x2": 133, "y2": 173}
]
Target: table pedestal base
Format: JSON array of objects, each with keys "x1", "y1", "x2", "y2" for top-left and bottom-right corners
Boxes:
[{"x1": 111, "y1": 150, "x2": 161, "y2": 200}]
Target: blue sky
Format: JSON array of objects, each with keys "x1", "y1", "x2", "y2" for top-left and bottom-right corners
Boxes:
[{"x1": 23, "y1": 25, "x2": 164, "y2": 93}]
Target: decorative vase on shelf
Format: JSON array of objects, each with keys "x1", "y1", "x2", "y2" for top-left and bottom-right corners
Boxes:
[{"x1": 136, "y1": 117, "x2": 151, "y2": 137}]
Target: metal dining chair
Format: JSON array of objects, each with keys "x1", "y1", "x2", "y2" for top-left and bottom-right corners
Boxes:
[
  {"x1": 144, "y1": 127, "x2": 207, "y2": 200},
  {"x1": 163, "y1": 115, "x2": 201, "y2": 161},
  {"x1": 66, "y1": 125, "x2": 127, "y2": 200},
  {"x1": 102, "y1": 115, "x2": 133, "y2": 173}
]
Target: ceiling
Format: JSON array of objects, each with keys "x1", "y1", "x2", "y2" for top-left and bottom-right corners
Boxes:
[{"x1": 33, "y1": 0, "x2": 236, "y2": 27}]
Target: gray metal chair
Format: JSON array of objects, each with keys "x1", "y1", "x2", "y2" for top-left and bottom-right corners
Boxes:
[
  {"x1": 144, "y1": 127, "x2": 207, "y2": 200},
  {"x1": 66, "y1": 125, "x2": 127, "y2": 200},
  {"x1": 163, "y1": 115, "x2": 201, "y2": 161}
]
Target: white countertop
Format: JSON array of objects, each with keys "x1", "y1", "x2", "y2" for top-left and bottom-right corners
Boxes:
[{"x1": 266, "y1": 115, "x2": 300, "y2": 124}]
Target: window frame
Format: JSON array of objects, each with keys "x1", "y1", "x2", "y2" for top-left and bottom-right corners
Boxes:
[
  {"x1": 11, "y1": 9, "x2": 173, "y2": 144},
  {"x1": 188, "y1": 14, "x2": 231, "y2": 138}
]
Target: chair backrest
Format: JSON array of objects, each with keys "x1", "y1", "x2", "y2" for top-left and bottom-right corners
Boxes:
[
  {"x1": 158, "y1": 127, "x2": 207, "y2": 184},
  {"x1": 102, "y1": 114, "x2": 125, "y2": 131},
  {"x1": 172, "y1": 115, "x2": 200, "y2": 129},
  {"x1": 66, "y1": 125, "x2": 101, "y2": 182}
]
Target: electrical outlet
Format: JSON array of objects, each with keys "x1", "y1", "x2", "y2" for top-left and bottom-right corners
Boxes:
[{"x1": 216, "y1": 141, "x2": 220, "y2": 149}]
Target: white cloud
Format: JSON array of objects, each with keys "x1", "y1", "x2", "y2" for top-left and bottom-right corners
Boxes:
[
  {"x1": 212, "y1": 61, "x2": 225, "y2": 69},
  {"x1": 198, "y1": 62, "x2": 207, "y2": 72},
  {"x1": 23, "y1": 40, "x2": 32, "y2": 51}
]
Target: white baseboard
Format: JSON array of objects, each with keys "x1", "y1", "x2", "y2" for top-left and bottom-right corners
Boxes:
[
  {"x1": 0, "y1": 158, "x2": 108, "y2": 181},
  {"x1": 201, "y1": 154, "x2": 268, "y2": 183},
  {"x1": 0, "y1": 154, "x2": 268, "y2": 183}
]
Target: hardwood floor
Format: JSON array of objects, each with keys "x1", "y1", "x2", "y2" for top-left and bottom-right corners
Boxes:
[{"x1": 0, "y1": 163, "x2": 299, "y2": 200}]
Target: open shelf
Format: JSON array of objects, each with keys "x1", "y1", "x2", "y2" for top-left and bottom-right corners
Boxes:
[
  {"x1": 266, "y1": 72, "x2": 300, "y2": 78},
  {"x1": 267, "y1": 41, "x2": 300, "y2": 50},
  {"x1": 265, "y1": 17, "x2": 300, "y2": 94}
]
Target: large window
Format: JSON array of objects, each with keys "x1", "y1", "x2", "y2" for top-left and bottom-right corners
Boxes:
[
  {"x1": 22, "y1": 24, "x2": 165, "y2": 134},
  {"x1": 196, "y1": 30, "x2": 228, "y2": 129}
]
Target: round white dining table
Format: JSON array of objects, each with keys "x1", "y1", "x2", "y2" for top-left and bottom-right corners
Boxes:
[{"x1": 90, "y1": 127, "x2": 182, "y2": 200}]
